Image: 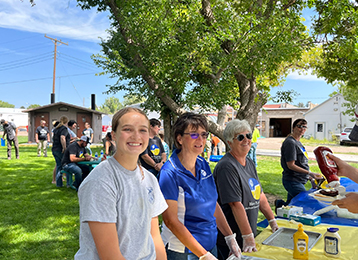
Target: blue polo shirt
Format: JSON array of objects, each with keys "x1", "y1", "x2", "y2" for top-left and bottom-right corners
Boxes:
[{"x1": 159, "y1": 149, "x2": 218, "y2": 253}]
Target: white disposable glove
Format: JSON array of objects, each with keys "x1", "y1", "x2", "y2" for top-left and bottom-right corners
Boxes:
[
  {"x1": 242, "y1": 233, "x2": 257, "y2": 253},
  {"x1": 199, "y1": 252, "x2": 217, "y2": 260},
  {"x1": 268, "y1": 219, "x2": 279, "y2": 232},
  {"x1": 224, "y1": 233, "x2": 242, "y2": 258}
]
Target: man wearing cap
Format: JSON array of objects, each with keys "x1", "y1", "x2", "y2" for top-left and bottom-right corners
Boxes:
[
  {"x1": 61, "y1": 136, "x2": 92, "y2": 189},
  {"x1": 1, "y1": 119, "x2": 19, "y2": 160},
  {"x1": 247, "y1": 124, "x2": 260, "y2": 166}
]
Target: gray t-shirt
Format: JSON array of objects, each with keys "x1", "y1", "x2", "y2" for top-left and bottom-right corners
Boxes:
[
  {"x1": 214, "y1": 153, "x2": 261, "y2": 248},
  {"x1": 82, "y1": 128, "x2": 93, "y2": 142},
  {"x1": 280, "y1": 136, "x2": 309, "y2": 183},
  {"x1": 3, "y1": 122, "x2": 16, "y2": 140},
  {"x1": 75, "y1": 157, "x2": 168, "y2": 260}
]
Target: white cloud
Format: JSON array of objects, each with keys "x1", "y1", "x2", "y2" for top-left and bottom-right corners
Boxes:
[
  {"x1": 0, "y1": 0, "x2": 110, "y2": 42},
  {"x1": 287, "y1": 70, "x2": 325, "y2": 82}
]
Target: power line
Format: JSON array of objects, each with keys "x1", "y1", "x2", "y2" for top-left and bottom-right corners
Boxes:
[
  {"x1": 0, "y1": 52, "x2": 53, "y2": 67},
  {"x1": 0, "y1": 72, "x2": 98, "y2": 85},
  {"x1": 0, "y1": 57, "x2": 53, "y2": 72},
  {"x1": 58, "y1": 52, "x2": 96, "y2": 66},
  {"x1": 59, "y1": 63, "x2": 83, "y2": 103},
  {"x1": 57, "y1": 57, "x2": 98, "y2": 71},
  {"x1": 0, "y1": 42, "x2": 52, "y2": 55}
]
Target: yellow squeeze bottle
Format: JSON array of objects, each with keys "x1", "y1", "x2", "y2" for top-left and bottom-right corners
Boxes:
[{"x1": 293, "y1": 223, "x2": 309, "y2": 260}]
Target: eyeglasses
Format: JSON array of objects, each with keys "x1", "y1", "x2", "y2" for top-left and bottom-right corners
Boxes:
[
  {"x1": 183, "y1": 132, "x2": 209, "y2": 139},
  {"x1": 296, "y1": 124, "x2": 307, "y2": 129},
  {"x1": 236, "y1": 133, "x2": 252, "y2": 141}
]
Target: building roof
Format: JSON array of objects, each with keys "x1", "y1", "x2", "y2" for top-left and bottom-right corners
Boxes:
[
  {"x1": 23, "y1": 101, "x2": 104, "y2": 114},
  {"x1": 263, "y1": 104, "x2": 282, "y2": 109},
  {"x1": 303, "y1": 93, "x2": 342, "y2": 116}
]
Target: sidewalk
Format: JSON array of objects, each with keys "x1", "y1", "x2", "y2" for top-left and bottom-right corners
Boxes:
[{"x1": 257, "y1": 149, "x2": 358, "y2": 163}]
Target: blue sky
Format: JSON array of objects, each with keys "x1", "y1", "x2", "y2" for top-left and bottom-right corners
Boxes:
[{"x1": 0, "y1": 0, "x2": 338, "y2": 109}]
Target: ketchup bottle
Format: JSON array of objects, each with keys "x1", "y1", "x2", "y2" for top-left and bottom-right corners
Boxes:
[{"x1": 313, "y1": 146, "x2": 340, "y2": 186}]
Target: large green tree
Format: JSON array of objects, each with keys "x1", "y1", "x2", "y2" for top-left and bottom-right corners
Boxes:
[
  {"x1": 27, "y1": 104, "x2": 41, "y2": 109},
  {"x1": 77, "y1": 0, "x2": 358, "y2": 138},
  {"x1": 98, "y1": 96, "x2": 124, "y2": 114},
  {"x1": 0, "y1": 100, "x2": 15, "y2": 108}
]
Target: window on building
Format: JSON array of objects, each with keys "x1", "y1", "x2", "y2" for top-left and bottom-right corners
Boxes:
[{"x1": 317, "y1": 124, "x2": 323, "y2": 132}]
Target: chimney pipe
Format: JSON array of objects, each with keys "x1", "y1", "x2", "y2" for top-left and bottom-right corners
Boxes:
[
  {"x1": 91, "y1": 94, "x2": 96, "y2": 110},
  {"x1": 51, "y1": 93, "x2": 55, "y2": 104}
]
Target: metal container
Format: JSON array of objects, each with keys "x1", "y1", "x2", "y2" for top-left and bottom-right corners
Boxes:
[{"x1": 262, "y1": 227, "x2": 322, "y2": 251}]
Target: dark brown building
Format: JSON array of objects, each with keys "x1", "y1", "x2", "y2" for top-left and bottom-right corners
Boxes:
[{"x1": 24, "y1": 102, "x2": 104, "y2": 143}]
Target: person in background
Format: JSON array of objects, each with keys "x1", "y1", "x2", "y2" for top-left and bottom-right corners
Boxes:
[
  {"x1": 247, "y1": 124, "x2": 260, "y2": 167},
  {"x1": 62, "y1": 135, "x2": 92, "y2": 190},
  {"x1": 1, "y1": 119, "x2": 19, "y2": 160},
  {"x1": 139, "y1": 118, "x2": 166, "y2": 178},
  {"x1": 68, "y1": 120, "x2": 78, "y2": 143},
  {"x1": 52, "y1": 116, "x2": 70, "y2": 187},
  {"x1": 275, "y1": 119, "x2": 323, "y2": 211},
  {"x1": 201, "y1": 132, "x2": 212, "y2": 162},
  {"x1": 214, "y1": 119, "x2": 278, "y2": 257},
  {"x1": 211, "y1": 134, "x2": 220, "y2": 156},
  {"x1": 82, "y1": 122, "x2": 93, "y2": 155},
  {"x1": 35, "y1": 120, "x2": 50, "y2": 157},
  {"x1": 159, "y1": 112, "x2": 241, "y2": 260},
  {"x1": 75, "y1": 107, "x2": 168, "y2": 260},
  {"x1": 51, "y1": 120, "x2": 59, "y2": 184},
  {"x1": 159, "y1": 132, "x2": 170, "y2": 160},
  {"x1": 104, "y1": 132, "x2": 116, "y2": 156}
]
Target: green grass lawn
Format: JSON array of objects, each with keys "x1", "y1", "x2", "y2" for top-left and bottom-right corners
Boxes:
[
  {"x1": 1, "y1": 140, "x2": 358, "y2": 259},
  {"x1": 0, "y1": 141, "x2": 105, "y2": 260}
]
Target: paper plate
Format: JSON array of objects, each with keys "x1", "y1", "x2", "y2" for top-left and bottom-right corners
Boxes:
[{"x1": 308, "y1": 190, "x2": 342, "y2": 203}]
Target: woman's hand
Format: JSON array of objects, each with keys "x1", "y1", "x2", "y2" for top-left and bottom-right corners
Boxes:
[
  {"x1": 224, "y1": 234, "x2": 242, "y2": 258},
  {"x1": 268, "y1": 219, "x2": 279, "y2": 232},
  {"x1": 241, "y1": 233, "x2": 257, "y2": 253},
  {"x1": 332, "y1": 193, "x2": 358, "y2": 213},
  {"x1": 309, "y1": 171, "x2": 323, "y2": 180},
  {"x1": 198, "y1": 252, "x2": 217, "y2": 260}
]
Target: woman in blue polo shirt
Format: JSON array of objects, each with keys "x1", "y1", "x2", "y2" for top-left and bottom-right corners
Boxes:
[{"x1": 159, "y1": 113, "x2": 241, "y2": 260}]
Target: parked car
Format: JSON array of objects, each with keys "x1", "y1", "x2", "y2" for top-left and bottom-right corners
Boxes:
[{"x1": 340, "y1": 127, "x2": 353, "y2": 145}]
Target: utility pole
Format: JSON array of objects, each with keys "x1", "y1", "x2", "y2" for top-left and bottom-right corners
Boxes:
[{"x1": 45, "y1": 34, "x2": 68, "y2": 95}]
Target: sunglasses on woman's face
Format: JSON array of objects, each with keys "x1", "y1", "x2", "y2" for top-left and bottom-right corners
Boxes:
[
  {"x1": 236, "y1": 133, "x2": 252, "y2": 141},
  {"x1": 183, "y1": 132, "x2": 209, "y2": 139},
  {"x1": 296, "y1": 124, "x2": 307, "y2": 129}
]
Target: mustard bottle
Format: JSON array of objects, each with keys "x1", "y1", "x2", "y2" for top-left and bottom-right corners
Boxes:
[{"x1": 293, "y1": 223, "x2": 309, "y2": 260}]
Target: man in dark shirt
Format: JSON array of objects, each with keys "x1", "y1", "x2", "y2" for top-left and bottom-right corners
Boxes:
[
  {"x1": 1, "y1": 119, "x2": 19, "y2": 160},
  {"x1": 139, "y1": 118, "x2": 166, "y2": 178},
  {"x1": 35, "y1": 120, "x2": 50, "y2": 157},
  {"x1": 62, "y1": 136, "x2": 92, "y2": 189}
]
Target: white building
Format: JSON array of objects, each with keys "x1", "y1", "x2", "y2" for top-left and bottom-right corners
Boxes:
[
  {"x1": 304, "y1": 94, "x2": 354, "y2": 140},
  {"x1": 0, "y1": 108, "x2": 28, "y2": 128}
]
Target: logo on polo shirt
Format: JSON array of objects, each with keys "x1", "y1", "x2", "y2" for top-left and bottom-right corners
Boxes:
[
  {"x1": 150, "y1": 144, "x2": 160, "y2": 156},
  {"x1": 201, "y1": 169, "x2": 207, "y2": 177},
  {"x1": 248, "y1": 178, "x2": 261, "y2": 200},
  {"x1": 147, "y1": 187, "x2": 154, "y2": 204}
]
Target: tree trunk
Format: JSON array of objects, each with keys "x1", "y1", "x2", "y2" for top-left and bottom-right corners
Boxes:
[
  {"x1": 235, "y1": 72, "x2": 266, "y2": 130},
  {"x1": 162, "y1": 109, "x2": 172, "y2": 150}
]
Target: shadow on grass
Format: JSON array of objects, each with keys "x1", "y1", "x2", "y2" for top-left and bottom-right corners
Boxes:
[{"x1": 0, "y1": 146, "x2": 80, "y2": 259}]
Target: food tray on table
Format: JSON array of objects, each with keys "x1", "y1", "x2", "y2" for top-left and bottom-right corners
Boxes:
[
  {"x1": 262, "y1": 227, "x2": 322, "y2": 251},
  {"x1": 308, "y1": 190, "x2": 343, "y2": 204}
]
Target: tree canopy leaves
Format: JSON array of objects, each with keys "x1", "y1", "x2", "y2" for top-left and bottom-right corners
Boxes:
[
  {"x1": 0, "y1": 100, "x2": 15, "y2": 108},
  {"x1": 77, "y1": 0, "x2": 358, "y2": 136}
]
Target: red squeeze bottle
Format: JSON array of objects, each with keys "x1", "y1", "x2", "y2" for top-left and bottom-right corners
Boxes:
[{"x1": 313, "y1": 146, "x2": 339, "y2": 184}]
